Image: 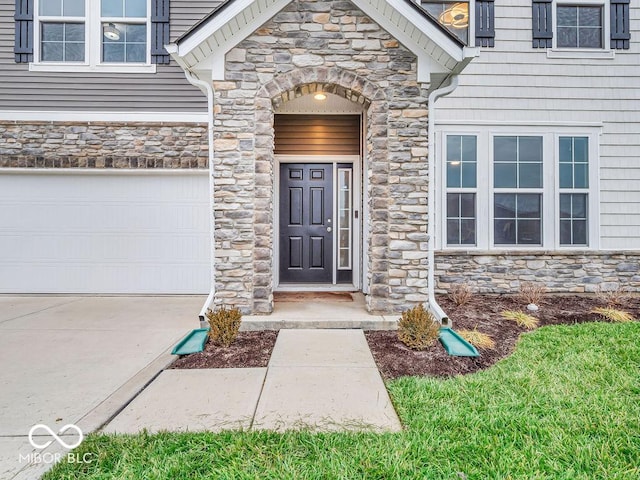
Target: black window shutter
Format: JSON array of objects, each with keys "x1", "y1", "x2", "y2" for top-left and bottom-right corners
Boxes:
[
  {"x1": 151, "y1": 0, "x2": 170, "y2": 64},
  {"x1": 14, "y1": 0, "x2": 34, "y2": 63},
  {"x1": 610, "y1": 0, "x2": 630, "y2": 50},
  {"x1": 532, "y1": 0, "x2": 553, "y2": 48},
  {"x1": 475, "y1": 0, "x2": 495, "y2": 47}
]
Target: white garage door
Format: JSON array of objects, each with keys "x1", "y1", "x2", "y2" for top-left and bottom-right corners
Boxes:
[{"x1": 0, "y1": 171, "x2": 210, "y2": 294}]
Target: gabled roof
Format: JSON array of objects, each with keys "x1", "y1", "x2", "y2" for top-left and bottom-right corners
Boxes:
[{"x1": 166, "y1": 0, "x2": 478, "y2": 85}]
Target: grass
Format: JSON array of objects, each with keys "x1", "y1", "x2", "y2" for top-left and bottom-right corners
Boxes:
[{"x1": 45, "y1": 322, "x2": 640, "y2": 480}]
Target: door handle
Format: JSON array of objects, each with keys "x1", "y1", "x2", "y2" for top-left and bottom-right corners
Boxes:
[{"x1": 327, "y1": 227, "x2": 332, "y2": 232}]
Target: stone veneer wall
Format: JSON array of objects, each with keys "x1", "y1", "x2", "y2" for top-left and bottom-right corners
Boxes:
[
  {"x1": 435, "y1": 251, "x2": 640, "y2": 293},
  {"x1": 0, "y1": 121, "x2": 208, "y2": 168},
  {"x1": 213, "y1": 0, "x2": 430, "y2": 314}
]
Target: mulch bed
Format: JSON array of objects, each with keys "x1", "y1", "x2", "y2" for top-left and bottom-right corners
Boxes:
[
  {"x1": 169, "y1": 331, "x2": 279, "y2": 369},
  {"x1": 366, "y1": 294, "x2": 640, "y2": 380},
  {"x1": 169, "y1": 295, "x2": 639, "y2": 379}
]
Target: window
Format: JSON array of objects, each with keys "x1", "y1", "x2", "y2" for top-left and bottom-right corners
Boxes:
[
  {"x1": 101, "y1": 0, "x2": 148, "y2": 63},
  {"x1": 439, "y1": 129, "x2": 599, "y2": 250},
  {"x1": 25, "y1": 0, "x2": 165, "y2": 72},
  {"x1": 493, "y1": 136, "x2": 543, "y2": 245},
  {"x1": 421, "y1": 1, "x2": 470, "y2": 44},
  {"x1": 557, "y1": 5, "x2": 603, "y2": 48},
  {"x1": 39, "y1": 0, "x2": 86, "y2": 62},
  {"x1": 445, "y1": 135, "x2": 477, "y2": 245},
  {"x1": 559, "y1": 136, "x2": 590, "y2": 245},
  {"x1": 532, "y1": 0, "x2": 629, "y2": 51}
]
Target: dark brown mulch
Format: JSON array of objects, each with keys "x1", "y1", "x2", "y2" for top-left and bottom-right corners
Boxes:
[
  {"x1": 169, "y1": 331, "x2": 279, "y2": 369},
  {"x1": 366, "y1": 294, "x2": 640, "y2": 380},
  {"x1": 169, "y1": 295, "x2": 639, "y2": 377}
]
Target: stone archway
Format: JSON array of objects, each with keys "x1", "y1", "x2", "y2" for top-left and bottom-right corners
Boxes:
[{"x1": 251, "y1": 67, "x2": 390, "y2": 314}]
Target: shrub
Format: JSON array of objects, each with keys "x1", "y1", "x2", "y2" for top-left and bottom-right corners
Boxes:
[
  {"x1": 458, "y1": 328, "x2": 496, "y2": 350},
  {"x1": 591, "y1": 307, "x2": 633, "y2": 323},
  {"x1": 206, "y1": 306, "x2": 242, "y2": 347},
  {"x1": 595, "y1": 285, "x2": 630, "y2": 307},
  {"x1": 448, "y1": 283, "x2": 474, "y2": 306},
  {"x1": 516, "y1": 282, "x2": 547, "y2": 306},
  {"x1": 398, "y1": 304, "x2": 440, "y2": 350},
  {"x1": 501, "y1": 310, "x2": 539, "y2": 330}
]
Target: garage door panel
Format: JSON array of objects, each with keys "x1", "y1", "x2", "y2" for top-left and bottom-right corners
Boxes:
[{"x1": 0, "y1": 173, "x2": 210, "y2": 294}]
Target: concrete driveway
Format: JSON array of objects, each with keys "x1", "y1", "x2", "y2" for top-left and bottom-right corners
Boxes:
[{"x1": 0, "y1": 296, "x2": 203, "y2": 480}]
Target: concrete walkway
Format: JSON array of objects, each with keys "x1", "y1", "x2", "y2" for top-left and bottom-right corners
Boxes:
[
  {"x1": 0, "y1": 296, "x2": 204, "y2": 480},
  {"x1": 104, "y1": 329, "x2": 402, "y2": 434}
]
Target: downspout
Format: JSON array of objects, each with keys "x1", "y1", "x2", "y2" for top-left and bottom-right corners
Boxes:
[
  {"x1": 427, "y1": 74, "x2": 459, "y2": 327},
  {"x1": 182, "y1": 70, "x2": 216, "y2": 327}
]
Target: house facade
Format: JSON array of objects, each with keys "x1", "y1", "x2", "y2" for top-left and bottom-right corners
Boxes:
[{"x1": 0, "y1": 0, "x2": 638, "y2": 316}]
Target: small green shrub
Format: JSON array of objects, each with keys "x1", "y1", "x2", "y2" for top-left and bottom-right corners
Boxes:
[
  {"x1": 458, "y1": 328, "x2": 496, "y2": 350},
  {"x1": 501, "y1": 310, "x2": 539, "y2": 330},
  {"x1": 591, "y1": 307, "x2": 633, "y2": 323},
  {"x1": 398, "y1": 304, "x2": 440, "y2": 350},
  {"x1": 206, "y1": 306, "x2": 242, "y2": 347}
]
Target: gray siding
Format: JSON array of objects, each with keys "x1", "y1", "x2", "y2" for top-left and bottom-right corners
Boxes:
[
  {"x1": 0, "y1": 0, "x2": 217, "y2": 112},
  {"x1": 437, "y1": 0, "x2": 640, "y2": 250}
]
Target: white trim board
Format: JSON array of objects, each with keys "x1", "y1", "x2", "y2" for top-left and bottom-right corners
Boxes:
[
  {"x1": 0, "y1": 168, "x2": 208, "y2": 176},
  {"x1": 0, "y1": 111, "x2": 208, "y2": 123}
]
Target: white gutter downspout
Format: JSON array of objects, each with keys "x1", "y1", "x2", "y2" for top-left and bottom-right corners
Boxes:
[
  {"x1": 182, "y1": 70, "x2": 216, "y2": 327},
  {"x1": 427, "y1": 74, "x2": 459, "y2": 327}
]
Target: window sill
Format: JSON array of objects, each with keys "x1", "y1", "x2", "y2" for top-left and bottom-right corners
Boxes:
[
  {"x1": 28, "y1": 63, "x2": 157, "y2": 74},
  {"x1": 546, "y1": 49, "x2": 615, "y2": 60},
  {"x1": 436, "y1": 247, "x2": 597, "y2": 255}
]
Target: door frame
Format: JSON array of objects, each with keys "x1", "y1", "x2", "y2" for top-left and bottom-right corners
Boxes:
[{"x1": 274, "y1": 154, "x2": 362, "y2": 291}]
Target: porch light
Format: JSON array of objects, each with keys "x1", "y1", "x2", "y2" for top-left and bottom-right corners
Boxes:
[
  {"x1": 439, "y1": 2, "x2": 469, "y2": 29},
  {"x1": 314, "y1": 92, "x2": 327, "y2": 101},
  {"x1": 103, "y1": 23, "x2": 121, "y2": 41}
]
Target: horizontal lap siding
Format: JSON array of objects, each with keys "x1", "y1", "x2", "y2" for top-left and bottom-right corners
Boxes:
[
  {"x1": 274, "y1": 115, "x2": 361, "y2": 156},
  {"x1": 437, "y1": 0, "x2": 640, "y2": 249},
  {"x1": 0, "y1": 0, "x2": 216, "y2": 112}
]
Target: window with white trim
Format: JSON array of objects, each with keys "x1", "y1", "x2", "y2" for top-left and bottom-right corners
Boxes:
[
  {"x1": 493, "y1": 136, "x2": 543, "y2": 245},
  {"x1": 32, "y1": 0, "x2": 155, "y2": 72},
  {"x1": 446, "y1": 135, "x2": 477, "y2": 245},
  {"x1": 559, "y1": 136, "x2": 590, "y2": 245},
  {"x1": 440, "y1": 128, "x2": 599, "y2": 250}
]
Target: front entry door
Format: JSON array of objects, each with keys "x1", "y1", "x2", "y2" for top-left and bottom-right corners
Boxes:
[{"x1": 279, "y1": 163, "x2": 333, "y2": 283}]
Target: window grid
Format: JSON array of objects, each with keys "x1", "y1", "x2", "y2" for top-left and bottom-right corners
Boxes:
[
  {"x1": 34, "y1": 0, "x2": 151, "y2": 67},
  {"x1": 101, "y1": 0, "x2": 148, "y2": 64},
  {"x1": 445, "y1": 135, "x2": 477, "y2": 246},
  {"x1": 559, "y1": 136, "x2": 589, "y2": 246},
  {"x1": 447, "y1": 193, "x2": 477, "y2": 245},
  {"x1": 494, "y1": 193, "x2": 543, "y2": 245},
  {"x1": 560, "y1": 193, "x2": 588, "y2": 245},
  {"x1": 557, "y1": 5, "x2": 603, "y2": 48}
]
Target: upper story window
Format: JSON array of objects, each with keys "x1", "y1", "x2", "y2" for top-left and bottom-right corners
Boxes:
[
  {"x1": 421, "y1": 0, "x2": 470, "y2": 44},
  {"x1": 532, "y1": 0, "x2": 629, "y2": 51},
  {"x1": 557, "y1": 5, "x2": 603, "y2": 48},
  {"x1": 14, "y1": 0, "x2": 170, "y2": 71}
]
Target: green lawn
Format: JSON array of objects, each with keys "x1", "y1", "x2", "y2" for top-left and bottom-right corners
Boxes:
[{"x1": 46, "y1": 322, "x2": 640, "y2": 479}]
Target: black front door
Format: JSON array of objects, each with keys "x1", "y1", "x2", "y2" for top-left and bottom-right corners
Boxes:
[{"x1": 279, "y1": 163, "x2": 333, "y2": 283}]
